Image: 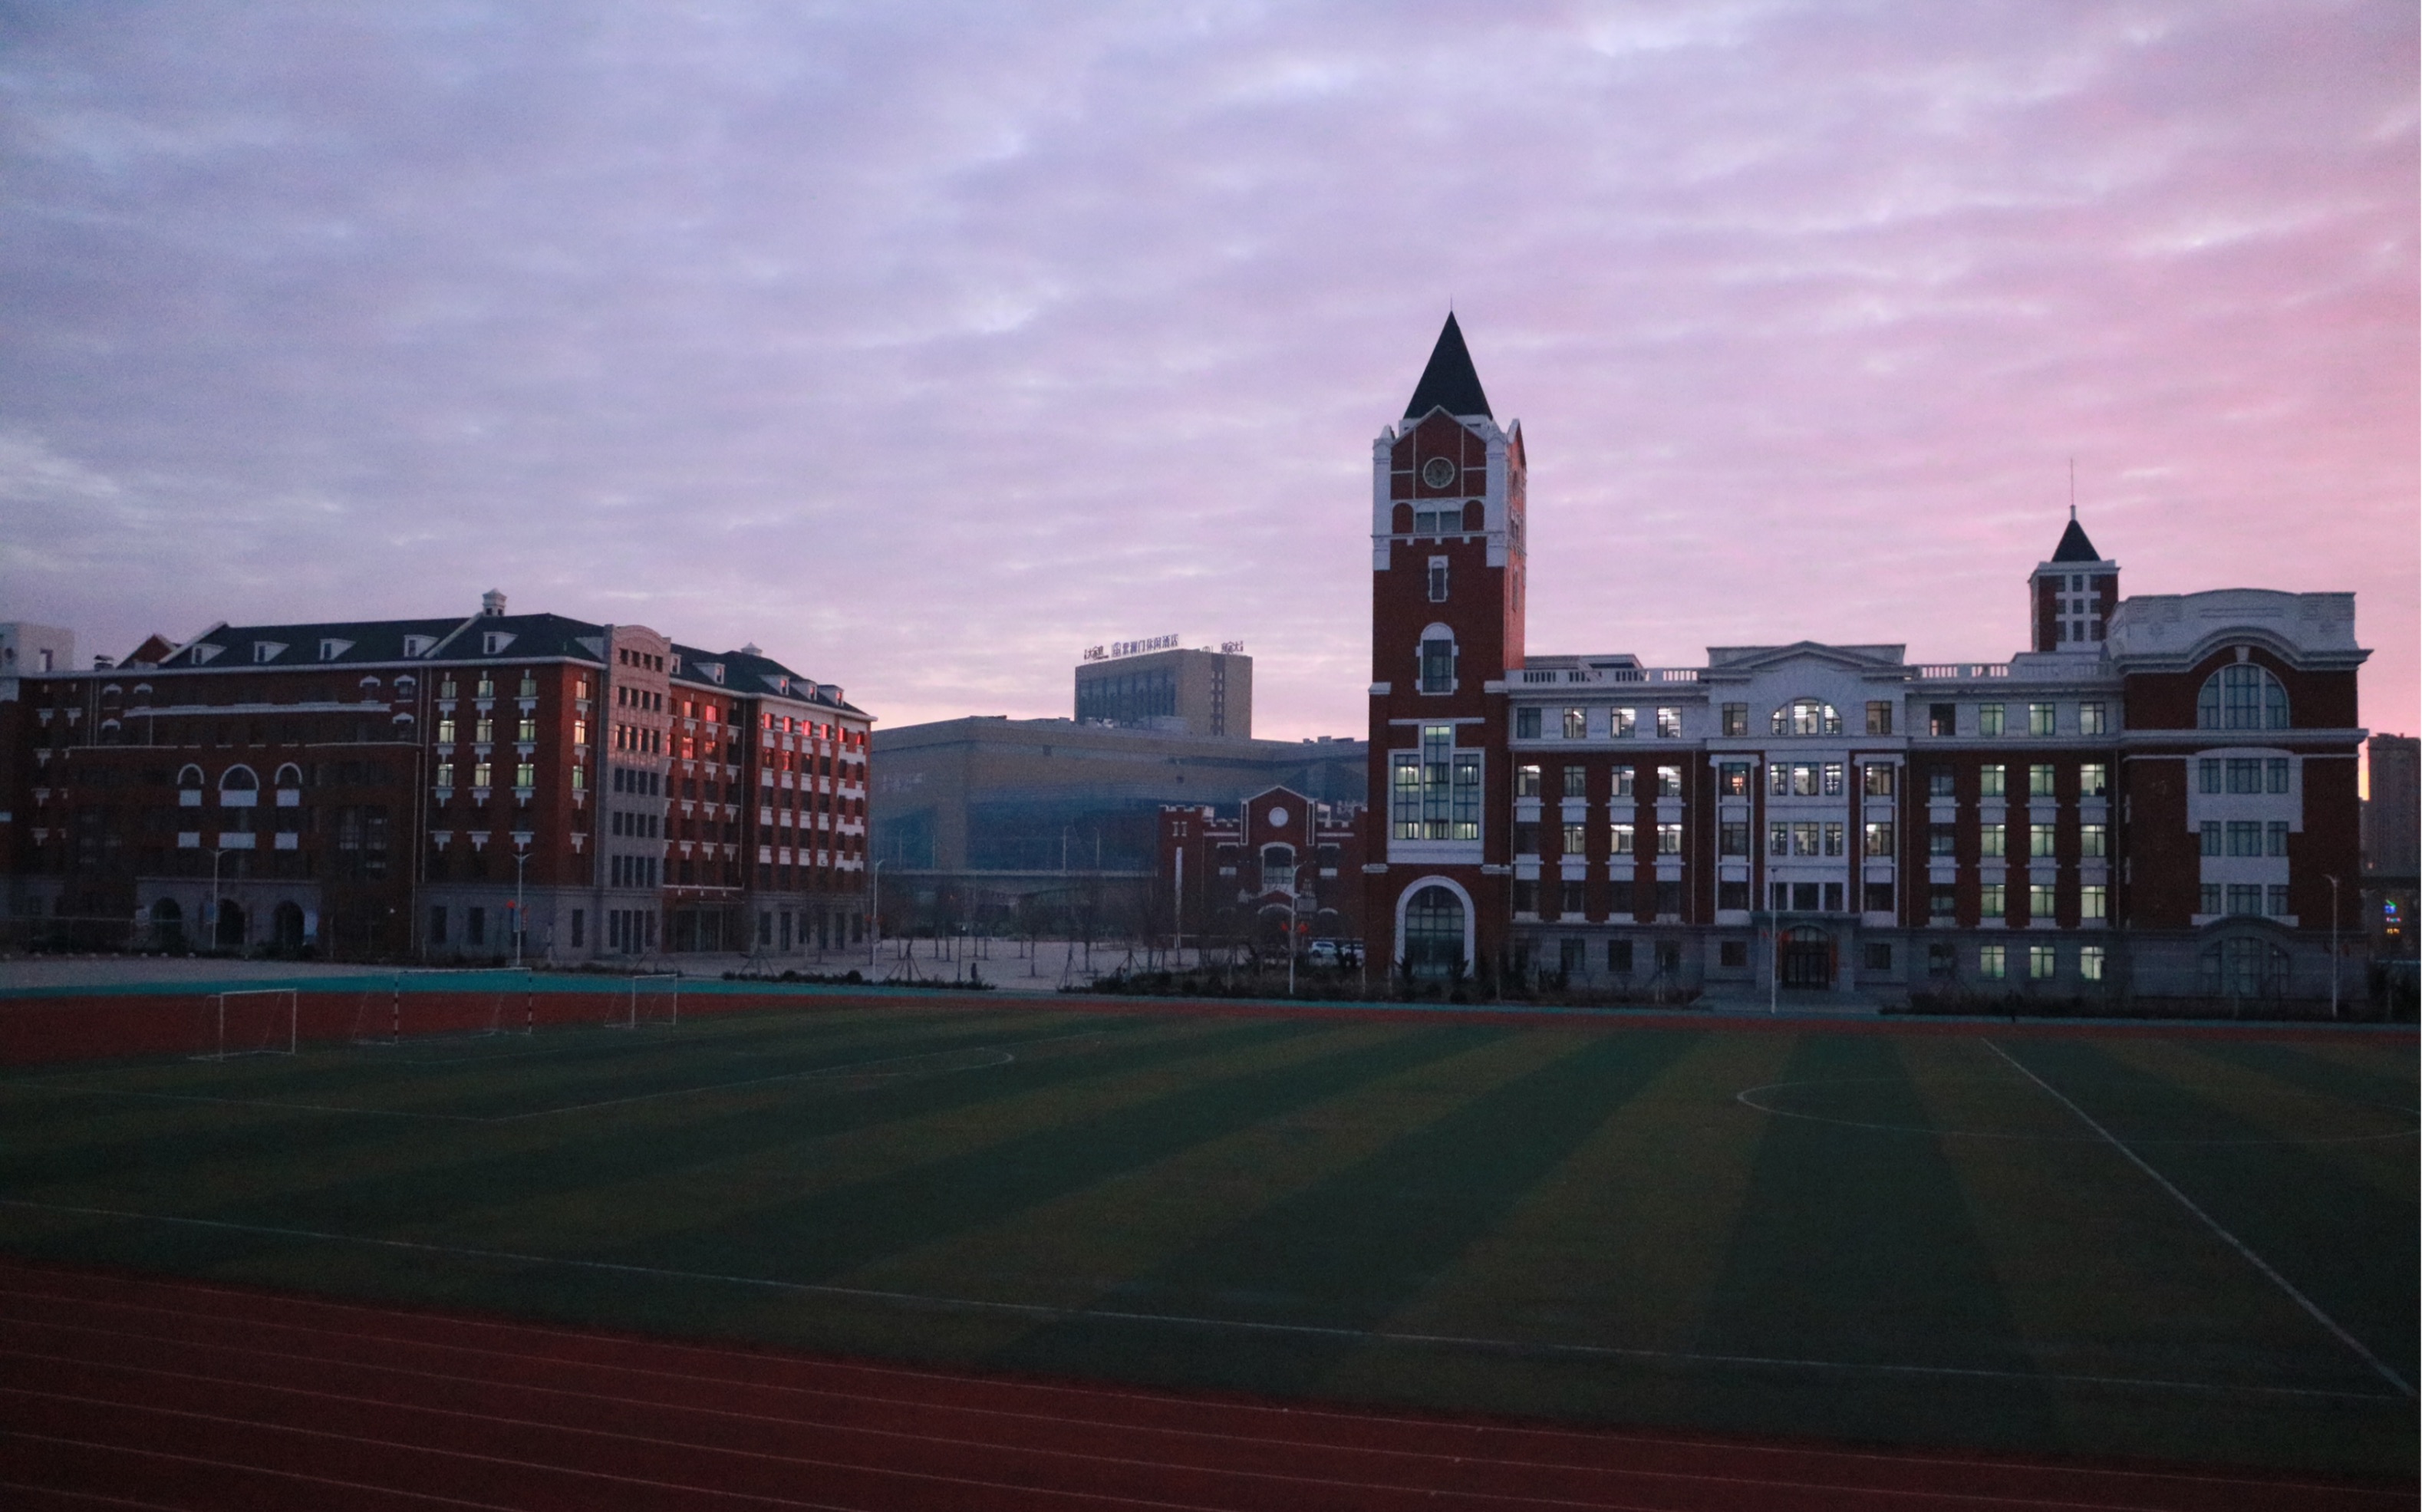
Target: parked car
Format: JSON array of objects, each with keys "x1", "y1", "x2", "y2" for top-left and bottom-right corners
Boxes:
[{"x1": 1304, "y1": 939, "x2": 1341, "y2": 967}]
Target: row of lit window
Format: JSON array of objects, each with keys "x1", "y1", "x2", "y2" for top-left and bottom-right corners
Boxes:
[
  {"x1": 1929, "y1": 822, "x2": 2110, "y2": 858},
  {"x1": 1513, "y1": 763, "x2": 1684, "y2": 799},
  {"x1": 1939, "y1": 884, "x2": 2110, "y2": 921},
  {"x1": 1516, "y1": 707, "x2": 1687, "y2": 740},
  {"x1": 436, "y1": 714, "x2": 538, "y2": 745},
  {"x1": 437, "y1": 673, "x2": 538, "y2": 700},
  {"x1": 433, "y1": 760, "x2": 535, "y2": 789},
  {"x1": 1513, "y1": 822, "x2": 1687, "y2": 856},
  {"x1": 1976, "y1": 943, "x2": 2107, "y2": 981},
  {"x1": 1389, "y1": 726, "x2": 1483, "y2": 840},
  {"x1": 1931, "y1": 763, "x2": 2111, "y2": 799}
]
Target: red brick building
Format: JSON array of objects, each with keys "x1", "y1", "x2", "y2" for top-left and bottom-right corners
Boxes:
[
  {"x1": 1, "y1": 593, "x2": 870, "y2": 962},
  {"x1": 1363, "y1": 316, "x2": 2371, "y2": 1003},
  {"x1": 1157, "y1": 786, "x2": 1366, "y2": 955}
]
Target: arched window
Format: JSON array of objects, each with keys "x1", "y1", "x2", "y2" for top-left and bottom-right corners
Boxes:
[
  {"x1": 274, "y1": 763, "x2": 304, "y2": 789},
  {"x1": 1418, "y1": 628, "x2": 1458, "y2": 694},
  {"x1": 1770, "y1": 698, "x2": 1842, "y2": 737},
  {"x1": 176, "y1": 765, "x2": 204, "y2": 790},
  {"x1": 1260, "y1": 844, "x2": 1296, "y2": 894},
  {"x1": 2197, "y1": 663, "x2": 2289, "y2": 730},
  {"x1": 1403, "y1": 885, "x2": 1467, "y2": 977},
  {"x1": 219, "y1": 766, "x2": 259, "y2": 792}
]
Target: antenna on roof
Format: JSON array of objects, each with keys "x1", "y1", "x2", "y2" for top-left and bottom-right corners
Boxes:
[{"x1": 2068, "y1": 458, "x2": 2075, "y2": 521}]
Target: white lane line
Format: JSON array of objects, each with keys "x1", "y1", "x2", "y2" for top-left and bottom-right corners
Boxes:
[
  {"x1": 0, "y1": 1272, "x2": 2400, "y2": 1504},
  {"x1": 0, "y1": 1197, "x2": 2398, "y2": 1405},
  {"x1": 1982, "y1": 1039, "x2": 2415, "y2": 1400}
]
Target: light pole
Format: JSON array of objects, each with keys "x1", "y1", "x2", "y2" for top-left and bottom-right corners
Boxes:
[
  {"x1": 206, "y1": 847, "x2": 230, "y2": 954},
  {"x1": 512, "y1": 844, "x2": 531, "y2": 967},
  {"x1": 869, "y1": 858, "x2": 885, "y2": 967},
  {"x1": 2325, "y1": 873, "x2": 2341, "y2": 1020}
]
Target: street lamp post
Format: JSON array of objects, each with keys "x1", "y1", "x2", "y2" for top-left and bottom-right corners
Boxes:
[{"x1": 2325, "y1": 873, "x2": 2341, "y2": 1020}]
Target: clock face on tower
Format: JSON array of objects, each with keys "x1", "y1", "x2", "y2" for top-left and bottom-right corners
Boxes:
[{"x1": 1420, "y1": 457, "x2": 1455, "y2": 489}]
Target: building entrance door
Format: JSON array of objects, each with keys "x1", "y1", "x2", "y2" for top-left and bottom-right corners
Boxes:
[{"x1": 1781, "y1": 927, "x2": 1832, "y2": 989}]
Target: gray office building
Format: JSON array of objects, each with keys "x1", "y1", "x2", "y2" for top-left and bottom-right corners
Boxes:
[{"x1": 1073, "y1": 647, "x2": 1251, "y2": 737}]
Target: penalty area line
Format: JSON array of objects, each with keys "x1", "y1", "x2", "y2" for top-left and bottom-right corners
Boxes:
[
  {"x1": 1982, "y1": 1039, "x2": 2414, "y2": 1400},
  {"x1": 0, "y1": 1196, "x2": 2400, "y2": 1406}
]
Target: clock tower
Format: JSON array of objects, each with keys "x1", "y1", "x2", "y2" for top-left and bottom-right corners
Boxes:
[{"x1": 1364, "y1": 314, "x2": 1525, "y2": 982}]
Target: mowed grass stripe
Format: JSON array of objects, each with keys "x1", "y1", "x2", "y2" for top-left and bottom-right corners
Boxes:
[
  {"x1": 987, "y1": 1029, "x2": 1702, "y2": 1397},
  {"x1": 1347, "y1": 1029, "x2": 1795, "y2": 1352},
  {"x1": 0, "y1": 1013, "x2": 1270, "y2": 1276},
  {"x1": 0, "y1": 1000, "x2": 1039, "y2": 1124},
  {"x1": 1309, "y1": 1032, "x2": 1797, "y2": 1426},
  {"x1": 817, "y1": 1027, "x2": 1606, "y2": 1360},
  {"x1": 1906, "y1": 1037, "x2": 2369, "y2": 1393},
  {"x1": 2098, "y1": 1038, "x2": 2418, "y2": 1203},
  {"x1": 2272, "y1": 1038, "x2": 2422, "y2": 1104},
  {"x1": 410, "y1": 1016, "x2": 1345, "y2": 1263},
  {"x1": 1684, "y1": 1033, "x2": 2066, "y2": 1450},
  {"x1": 2008, "y1": 1037, "x2": 2418, "y2": 1388},
  {"x1": 615, "y1": 1023, "x2": 1492, "y2": 1291},
  {"x1": 0, "y1": 1008, "x2": 1133, "y2": 1204}
]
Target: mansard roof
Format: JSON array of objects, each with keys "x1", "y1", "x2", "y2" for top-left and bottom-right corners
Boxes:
[{"x1": 1402, "y1": 312, "x2": 1492, "y2": 421}]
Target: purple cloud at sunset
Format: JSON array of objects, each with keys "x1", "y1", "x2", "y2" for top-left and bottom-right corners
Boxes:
[{"x1": 2, "y1": 2, "x2": 2412, "y2": 759}]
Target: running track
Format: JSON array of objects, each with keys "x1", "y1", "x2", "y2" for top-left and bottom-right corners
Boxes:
[{"x1": 0, "y1": 1260, "x2": 2404, "y2": 1511}]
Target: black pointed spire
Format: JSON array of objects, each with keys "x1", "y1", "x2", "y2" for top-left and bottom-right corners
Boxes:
[
  {"x1": 2050, "y1": 509, "x2": 2101, "y2": 563},
  {"x1": 1402, "y1": 312, "x2": 1492, "y2": 420}
]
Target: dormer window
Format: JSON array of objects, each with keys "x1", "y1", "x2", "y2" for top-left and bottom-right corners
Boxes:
[
  {"x1": 703, "y1": 663, "x2": 724, "y2": 684},
  {"x1": 253, "y1": 641, "x2": 288, "y2": 663},
  {"x1": 402, "y1": 635, "x2": 436, "y2": 657},
  {"x1": 318, "y1": 638, "x2": 353, "y2": 660},
  {"x1": 482, "y1": 631, "x2": 516, "y2": 655}
]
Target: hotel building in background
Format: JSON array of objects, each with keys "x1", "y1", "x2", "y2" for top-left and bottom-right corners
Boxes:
[
  {"x1": 1363, "y1": 315, "x2": 2372, "y2": 1003},
  {"x1": 0, "y1": 593, "x2": 870, "y2": 962}
]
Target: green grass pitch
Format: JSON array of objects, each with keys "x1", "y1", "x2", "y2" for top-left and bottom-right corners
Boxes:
[{"x1": 0, "y1": 1000, "x2": 2411, "y2": 1478}]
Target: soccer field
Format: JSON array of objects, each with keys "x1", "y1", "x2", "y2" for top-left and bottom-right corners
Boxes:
[{"x1": 0, "y1": 999, "x2": 2411, "y2": 1480}]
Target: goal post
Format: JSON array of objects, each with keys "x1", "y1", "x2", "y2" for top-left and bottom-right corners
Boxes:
[
  {"x1": 366, "y1": 966, "x2": 536, "y2": 1045},
  {"x1": 198, "y1": 988, "x2": 298, "y2": 1061},
  {"x1": 611, "y1": 972, "x2": 680, "y2": 1030}
]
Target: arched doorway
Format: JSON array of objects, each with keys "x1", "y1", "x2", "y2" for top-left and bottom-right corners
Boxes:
[
  {"x1": 213, "y1": 899, "x2": 247, "y2": 950},
  {"x1": 149, "y1": 898, "x2": 183, "y2": 952},
  {"x1": 1781, "y1": 926, "x2": 1832, "y2": 989},
  {"x1": 1403, "y1": 885, "x2": 1467, "y2": 978},
  {"x1": 272, "y1": 901, "x2": 306, "y2": 954}
]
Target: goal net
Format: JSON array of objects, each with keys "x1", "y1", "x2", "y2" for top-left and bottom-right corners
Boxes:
[
  {"x1": 198, "y1": 988, "x2": 298, "y2": 1061},
  {"x1": 353, "y1": 967, "x2": 535, "y2": 1046},
  {"x1": 609, "y1": 972, "x2": 680, "y2": 1031}
]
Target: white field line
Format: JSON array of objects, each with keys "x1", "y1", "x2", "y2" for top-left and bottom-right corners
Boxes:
[
  {"x1": 1982, "y1": 1039, "x2": 2414, "y2": 1400},
  {"x1": 0, "y1": 1197, "x2": 2400, "y2": 1407}
]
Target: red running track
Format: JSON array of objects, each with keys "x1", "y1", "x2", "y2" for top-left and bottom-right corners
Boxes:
[{"x1": 0, "y1": 1259, "x2": 2405, "y2": 1511}]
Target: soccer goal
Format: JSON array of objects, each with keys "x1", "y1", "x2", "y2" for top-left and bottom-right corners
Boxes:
[
  {"x1": 197, "y1": 988, "x2": 298, "y2": 1061},
  {"x1": 608, "y1": 972, "x2": 680, "y2": 1030},
  {"x1": 354, "y1": 967, "x2": 535, "y2": 1046}
]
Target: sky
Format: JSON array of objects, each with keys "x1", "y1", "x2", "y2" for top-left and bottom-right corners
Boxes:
[{"x1": 2, "y1": 1, "x2": 2414, "y2": 756}]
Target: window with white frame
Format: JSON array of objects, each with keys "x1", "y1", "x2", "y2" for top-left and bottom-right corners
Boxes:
[{"x1": 2198, "y1": 662, "x2": 2289, "y2": 730}]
